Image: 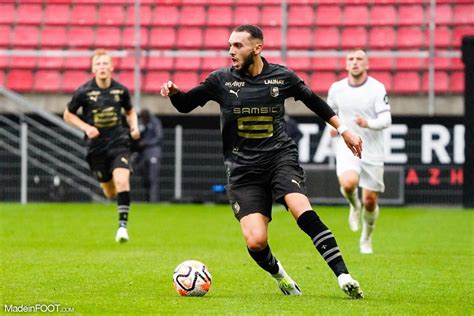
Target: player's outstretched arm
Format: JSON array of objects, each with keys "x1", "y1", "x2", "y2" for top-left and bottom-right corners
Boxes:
[
  {"x1": 63, "y1": 108, "x2": 99, "y2": 139},
  {"x1": 327, "y1": 115, "x2": 363, "y2": 159}
]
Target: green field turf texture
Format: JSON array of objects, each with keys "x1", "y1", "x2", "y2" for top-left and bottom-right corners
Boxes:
[{"x1": 1, "y1": 203, "x2": 472, "y2": 315}]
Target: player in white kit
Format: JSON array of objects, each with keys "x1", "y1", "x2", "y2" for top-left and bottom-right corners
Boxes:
[{"x1": 327, "y1": 49, "x2": 391, "y2": 254}]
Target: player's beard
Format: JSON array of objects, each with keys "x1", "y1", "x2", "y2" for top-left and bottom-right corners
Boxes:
[{"x1": 237, "y1": 52, "x2": 254, "y2": 75}]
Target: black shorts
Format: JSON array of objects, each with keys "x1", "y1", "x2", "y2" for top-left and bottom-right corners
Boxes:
[
  {"x1": 226, "y1": 161, "x2": 307, "y2": 221},
  {"x1": 86, "y1": 147, "x2": 132, "y2": 183}
]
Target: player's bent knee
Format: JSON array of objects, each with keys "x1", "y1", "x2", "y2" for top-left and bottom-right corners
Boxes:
[{"x1": 245, "y1": 235, "x2": 267, "y2": 251}]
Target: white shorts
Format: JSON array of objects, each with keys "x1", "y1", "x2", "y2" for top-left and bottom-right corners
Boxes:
[{"x1": 335, "y1": 140, "x2": 385, "y2": 193}]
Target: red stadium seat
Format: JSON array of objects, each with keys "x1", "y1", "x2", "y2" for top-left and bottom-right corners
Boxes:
[
  {"x1": 44, "y1": 4, "x2": 71, "y2": 25},
  {"x1": 261, "y1": 27, "x2": 281, "y2": 49},
  {"x1": 41, "y1": 26, "x2": 68, "y2": 48},
  {"x1": 65, "y1": 57, "x2": 91, "y2": 70},
  {"x1": 234, "y1": 6, "x2": 260, "y2": 25},
  {"x1": 207, "y1": 6, "x2": 233, "y2": 26},
  {"x1": 260, "y1": 6, "x2": 281, "y2": 26},
  {"x1": 179, "y1": 6, "x2": 206, "y2": 26},
  {"x1": 397, "y1": 27, "x2": 424, "y2": 49},
  {"x1": 393, "y1": 72, "x2": 421, "y2": 94},
  {"x1": 452, "y1": 26, "x2": 474, "y2": 48},
  {"x1": 433, "y1": 57, "x2": 451, "y2": 71},
  {"x1": 450, "y1": 71, "x2": 464, "y2": 93},
  {"x1": 68, "y1": 27, "x2": 95, "y2": 48},
  {"x1": 122, "y1": 27, "x2": 149, "y2": 48},
  {"x1": 288, "y1": 5, "x2": 314, "y2": 26},
  {"x1": 369, "y1": 57, "x2": 394, "y2": 71},
  {"x1": 370, "y1": 5, "x2": 396, "y2": 26},
  {"x1": 315, "y1": 6, "x2": 341, "y2": 26},
  {"x1": 341, "y1": 27, "x2": 367, "y2": 48},
  {"x1": 12, "y1": 25, "x2": 40, "y2": 48},
  {"x1": 287, "y1": 27, "x2": 313, "y2": 49},
  {"x1": 396, "y1": 57, "x2": 425, "y2": 71},
  {"x1": 37, "y1": 57, "x2": 64, "y2": 70},
  {"x1": 176, "y1": 27, "x2": 203, "y2": 49},
  {"x1": 433, "y1": 5, "x2": 452, "y2": 25},
  {"x1": 149, "y1": 27, "x2": 176, "y2": 49},
  {"x1": 369, "y1": 71, "x2": 392, "y2": 92},
  {"x1": 174, "y1": 56, "x2": 202, "y2": 71},
  {"x1": 310, "y1": 57, "x2": 340, "y2": 71},
  {"x1": 172, "y1": 71, "x2": 199, "y2": 91},
  {"x1": 422, "y1": 71, "x2": 449, "y2": 94},
  {"x1": 144, "y1": 71, "x2": 171, "y2": 93},
  {"x1": 124, "y1": 5, "x2": 152, "y2": 26},
  {"x1": 397, "y1": 5, "x2": 424, "y2": 26},
  {"x1": 34, "y1": 70, "x2": 63, "y2": 92},
  {"x1": 286, "y1": 57, "x2": 311, "y2": 71},
  {"x1": 70, "y1": 4, "x2": 97, "y2": 25},
  {"x1": 368, "y1": 27, "x2": 396, "y2": 49},
  {"x1": 203, "y1": 27, "x2": 230, "y2": 49},
  {"x1": 9, "y1": 56, "x2": 36, "y2": 69},
  {"x1": 7, "y1": 70, "x2": 34, "y2": 92},
  {"x1": 116, "y1": 71, "x2": 136, "y2": 91},
  {"x1": 0, "y1": 25, "x2": 10, "y2": 48},
  {"x1": 201, "y1": 56, "x2": 229, "y2": 72},
  {"x1": 147, "y1": 56, "x2": 175, "y2": 71},
  {"x1": 98, "y1": 5, "x2": 125, "y2": 26},
  {"x1": 151, "y1": 5, "x2": 178, "y2": 26},
  {"x1": 432, "y1": 26, "x2": 452, "y2": 49},
  {"x1": 0, "y1": 56, "x2": 9, "y2": 69},
  {"x1": 95, "y1": 27, "x2": 122, "y2": 49},
  {"x1": 452, "y1": 4, "x2": 474, "y2": 25},
  {"x1": 313, "y1": 27, "x2": 340, "y2": 49},
  {"x1": 63, "y1": 71, "x2": 91, "y2": 92},
  {"x1": 16, "y1": 4, "x2": 42, "y2": 25},
  {"x1": 0, "y1": 4, "x2": 15, "y2": 25},
  {"x1": 309, "y1": 71, "x2": 337, "y2": 94},
  {"x1": 342, "y1": 5, "x2": 369, "y2": 26},
  {"x1": 451, "y1": 57, "x2": 463, "y2": 71},
  {"x1": 116, "y1": 56, "x2": 146, "y2": 70}
]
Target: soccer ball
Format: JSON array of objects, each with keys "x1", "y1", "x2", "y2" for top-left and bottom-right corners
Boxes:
[{"x1": 172, "y1": 260, "x2": 212, "y2": 296}]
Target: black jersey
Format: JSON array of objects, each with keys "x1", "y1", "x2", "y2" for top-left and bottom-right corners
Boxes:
[
  {"x1": 67, "y1": 79, "x2": 133, "y2": 155},
  {"x1": 170, "y1": 58, "x2": 336, "y2": 166}
]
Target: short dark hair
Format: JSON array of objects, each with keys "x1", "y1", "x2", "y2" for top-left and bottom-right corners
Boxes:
[{"x1": 233, "y1": 24, "x2": 264, "y2": 41}]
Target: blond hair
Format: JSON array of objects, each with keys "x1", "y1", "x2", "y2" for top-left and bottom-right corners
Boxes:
[{"x1": 91, "y1": 49, "x2": 113, "y2": 68}]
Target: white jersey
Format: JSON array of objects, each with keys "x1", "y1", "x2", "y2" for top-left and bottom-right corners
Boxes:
[{"x1": 327, "y1": 76, "x2": 391, "y2": 162}]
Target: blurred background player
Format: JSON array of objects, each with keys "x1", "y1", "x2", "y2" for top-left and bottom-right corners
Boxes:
[
  {"x1": 135, "y1": 109, "x2": 163, "y2": 202},
  {"x1": 161, "y1": 24, "x2": 364, "y2": 299},
  {"x1": 63, "y1": 49, "x2": 140, "y2": 243},
  {"x1": 327, "y1": 48, "x2": 392, "y2": 254}
]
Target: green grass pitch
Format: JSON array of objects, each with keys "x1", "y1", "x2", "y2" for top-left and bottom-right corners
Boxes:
[{"x1": 1, "y1": 203, "x2": 472, "y2": 315}]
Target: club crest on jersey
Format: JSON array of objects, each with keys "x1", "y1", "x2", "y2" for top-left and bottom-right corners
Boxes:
[
  {"x1": 87, "y1": 91, "x2": 100, "y2": 102},
  {"x1": 110, "y1": 89, "x2": 123, "y2": 102},
  {"x1": 232, "y1": 201, "x2": 240, "y2": 215},
  {"x1": 270, "y1": 86, "x2": 279, "y2": 97}
]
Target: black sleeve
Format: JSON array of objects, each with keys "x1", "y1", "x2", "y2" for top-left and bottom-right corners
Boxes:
[
  {"x1": 169, "y1": 83, "x2": 215, "y2": 113},
  {"x1": 67, "y1": 89, "x2": 83, "y2": 114},
  {"x1": 290, "y1": 80, "x2": 336, "y2": 122},
  {"x1": 122, "y1": 88, "x2": 133, "y2": 111}
]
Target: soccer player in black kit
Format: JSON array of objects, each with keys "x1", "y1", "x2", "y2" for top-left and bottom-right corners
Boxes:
[
  {"x1": 161, "y1": 25, "x2": 364, "y2": 298},
  {"x1": 64, "y1": 49, "x2": 140, "y2": 243}
]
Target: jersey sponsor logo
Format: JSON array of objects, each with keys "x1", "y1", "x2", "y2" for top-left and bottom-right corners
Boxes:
[
  {"x1": 264, "y1": 79, "x2": 285, "y2": 85},
  {"x1": 232, "y1": 201, "x2": 240, "y2": 215},
  {"x1": 229, "y1": 89, "x2": 240, "y2": 98},
  {"x1": 92, "y1": 106, "x2": 119, "y2": 128},
  {"x1": 87, "y1": 91, "x2": 100, "y2": 102},
  {"x1": 233, "y1": 106, "x2": 278, "y2": 115},
  {"x1": 291, "y1": 179, "x2": 301, "y2": 188},
  {"x1": 110, "y1": 89, "x2": 124, "y2": 102},
  {"x1": 225, "y1": 81, "x2": 245, "y2": 88},
  {"x1": 270, "y1": 86, "x2": 279, "y2": 97},
  {"x1": 237, "y1": 116, "x2": 273, "y2": 139}
]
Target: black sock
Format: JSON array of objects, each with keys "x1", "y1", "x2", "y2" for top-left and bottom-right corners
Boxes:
[
  {"x1": 297, "y1": 210, "x2": 349, "y2": 277},
  {"x1": 117, "y1": 191, "x2": 130, "y2": 228},
  {"x1": 247, "y1": 245, "x2": 279, "y2": 275}
]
